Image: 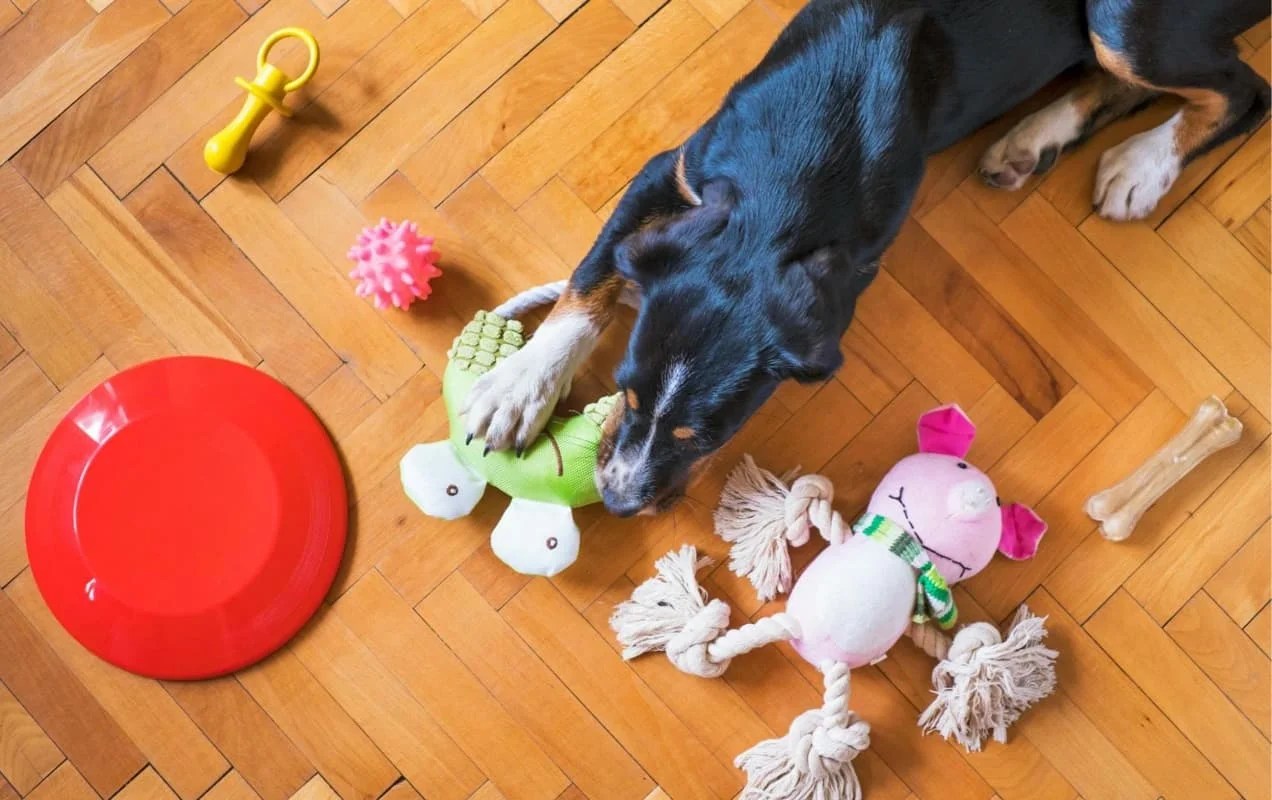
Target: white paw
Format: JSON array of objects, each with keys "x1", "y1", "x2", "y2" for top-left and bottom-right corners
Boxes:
[
  {"x1": 462, "y1": 344, "x2": 571, "y2": 452},
  {"x1": 1094, "y1": 113, "x2": 1181, "y2": 221},
  {"x1": 980, "y1": 99, "x2": 1084, "y2": 190}
]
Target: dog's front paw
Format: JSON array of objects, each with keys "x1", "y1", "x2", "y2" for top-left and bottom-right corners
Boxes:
[
  {"x1": 1094, "y1": 118, "x2": 1181, "y2": 221},
  {"x1": 979, "y1": 102, "x2": 1081, "y2": 190},
  {"x1": 462, "y1": 345, "x2": 572, "y2": 453}
]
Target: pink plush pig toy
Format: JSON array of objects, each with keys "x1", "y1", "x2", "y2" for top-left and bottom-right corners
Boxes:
[{"x1": 611, "y1": 405, "x2": 1057, "y2": 800}]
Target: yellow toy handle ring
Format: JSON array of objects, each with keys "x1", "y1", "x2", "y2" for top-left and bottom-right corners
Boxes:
[{"x1": 258, "y1": 27, "x2": 319, "y2": 93}]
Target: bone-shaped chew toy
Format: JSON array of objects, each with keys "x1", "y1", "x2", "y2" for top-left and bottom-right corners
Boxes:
[{"x1": 1086, "y1": 396, "x2": 1242, "y2": 542}]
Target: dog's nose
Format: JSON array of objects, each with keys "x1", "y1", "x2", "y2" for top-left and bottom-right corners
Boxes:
[{"x1": 601, "y1": 486, "x2": 644, "y2": 518}]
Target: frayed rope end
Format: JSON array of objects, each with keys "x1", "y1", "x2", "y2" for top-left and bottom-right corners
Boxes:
[
  {"x1": 918, "y1": 605, "x2": 1058, "y2": 751},
  {"x1": 714, "y1": 455, "x2": 805, "y2": 602}
]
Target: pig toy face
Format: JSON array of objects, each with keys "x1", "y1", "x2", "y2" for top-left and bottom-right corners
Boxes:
[{"x1": 865, "y1": 405, "x2": 1046, "y2": 585}]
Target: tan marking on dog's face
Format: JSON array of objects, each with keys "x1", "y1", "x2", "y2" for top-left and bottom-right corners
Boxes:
[
  {"x1": 672, "y1": 426, "x2": 695, "y2": 440},
  {"x1": 625, "y1": 387, "x2": 639, "y2": 410},
  {"x1": 674, "y1": 149, "x2": 702, "y2": 206}
]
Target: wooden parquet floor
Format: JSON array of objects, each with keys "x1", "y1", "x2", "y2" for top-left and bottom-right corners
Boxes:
[{"x1": 1, "y1": 0, "x2": 1270, "y2": 797}]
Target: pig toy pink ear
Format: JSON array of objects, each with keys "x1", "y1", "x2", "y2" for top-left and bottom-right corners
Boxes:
[
  {"x1": 999, "y1": 503, "x2": 1046, "y2": 560},
  {"x1": 917, "y1": 404, "x2": 975, "y2": 458}
]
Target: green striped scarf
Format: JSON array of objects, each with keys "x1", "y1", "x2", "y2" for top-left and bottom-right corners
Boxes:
[{"x1": 853, "y1": 513, "x2": 958, "y2": 630}]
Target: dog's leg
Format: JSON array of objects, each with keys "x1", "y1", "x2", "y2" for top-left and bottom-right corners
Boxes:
[
  {"x1": 464, "y1": 149, "x2": 689, "y2": 452},
  {"x1": 1089, "y1": 19, "x2": 1269, "y2": 220},
  {"x1": 980, "y1": 70, "x2": 1154, "y2": 190}
]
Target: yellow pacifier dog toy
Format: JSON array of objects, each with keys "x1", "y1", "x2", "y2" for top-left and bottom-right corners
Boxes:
[{"x1": 204, "y1": 28, "x2": 320, "y2": 175}]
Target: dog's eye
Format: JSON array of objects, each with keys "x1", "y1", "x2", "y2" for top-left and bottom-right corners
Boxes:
[{"x1": 956, "y1": 462, "x2": 968, "y2": 470}]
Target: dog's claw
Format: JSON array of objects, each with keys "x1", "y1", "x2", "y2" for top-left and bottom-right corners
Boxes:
[{"x1": 465, "y1": 433, "x2": 474, "y2": 446}]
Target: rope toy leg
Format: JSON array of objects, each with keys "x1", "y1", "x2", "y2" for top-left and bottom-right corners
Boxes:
[
  {"x1": 610, "y1": 545, "x2": 798, "y2": 678},
  {"x1": 736, "y1": 660, "x2": 870, "y2": 800},
  {"x1": 918, "y1": 605, "x2": 1058, "y2": 750}
]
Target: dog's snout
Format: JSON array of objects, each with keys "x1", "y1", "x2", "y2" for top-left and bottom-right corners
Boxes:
[{"x1": 601, "y1": 486, "x2": 644, "y2": 518}]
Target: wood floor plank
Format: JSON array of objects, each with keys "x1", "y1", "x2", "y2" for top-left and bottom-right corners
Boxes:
[
  {"x1": 24, "y1": 762, "x2": 97, "y2": 800},
  {"x1": 0, "y1": 586, "x2": 144, "y2": 797},
  {"x1": 1195, "y1": 121, "x2": 1271, "y2": 230},
  {"x1": 336, "y1": 571, "x2": 569, "y2": 800},
  {"x1": 6, "y1": 572, "x2": 228, "y2": 800},
  {"x1": 1087, "y1": 590, "x2": 1269, "y2": 800},
  {"x1": 48, "y1": 167, "x2": 256, "y2": 364},
  {"x1": 202, "y1": 179, "x2": 422, "y2": 399},
  {"x1": 1206, "y1": 519, "x2": 1271, "y2": 627},
  {"x1": 0, "y1": 683, "x2": 63, "y2": 795},
  {"x1": 1166, "y1": 592, "x2": 1271, "y2": 738},
  {"x1": 1028, "y1": 589, "x2": 1236, "y2": 799},
  {"x1": 419, "y1": 574, "x2": 654, "y2": 800},
  {"x1": 480, "y1": 0, "x2": 714, "y2": 206},
  {"x1": 920, "y1": 188, "x2": 1152, "y2": 420},
  {"x1": 0, "y1": 166, "x2": 175, "y2": 372},
  {"x1": 1079, "y1": 212, "x2": 1270, "y2": 414},
  {"x1": 320, "y1": 0, "x2": 552, "y2": 203},
  {"x1": 1125, "y1": 440, "x2": 1270, "y2": 623},
  {"x1": 126, "y1": 169, "x2": 340, "y2": 396},
  {"x1": 0, "y1": 354, "x2": 57, "y2": 444},
  {"x1": 203, "y1": 772, "x2": 264, "y2": 800},
  {"x1": 1235, "y1": 200, "x2": 1270, "y2": 266},
  {"x1": 886, "y1": 218, "x2": 1074, "y2": 419},
  {"x1": 0, "y1": 234, "x2": 99, "y2": 388},
  {"x1": 237, "y1": 648, "x2": 399, "y2": 800},
  {"x1": 1247, "y1": 603, "x2": 1271, "y2": 656},
  {"x1": 1002, "y1": 194, "x2": 1232, "y2": 414},
  {"x1": 164, "y1": 677, "x2": 315, "y2": 800},
  {"x1": 855, "y1": 267, "x2": 996, "y2": 410},
  {"x1": 403, "y1": 0, "x2": 634, "y2": 205},
  {"x1": 502, "y1": 579, "x2": 741, "y2": 799},
  {"x1": 115, "y1": 768, "x2": 179, "y2": 800},
  {"x1": 288, "y1": 608, "x2": 484, "y2": 800},
  {"x1": 0, "y1": 0, "x2": 96, "y2": 98},
  {"x1": 0, "y1": 0, "x2": 169, "y2": 163},
  {"x1": 1159, "y1": 199, "x2": 1270, "y2": 345},
  {"x1": 559, "y1": 1, "x2": 780, "y2": 209},
  {"x1": 12, "y1": 0, "x2": 245, "y2": 195}
]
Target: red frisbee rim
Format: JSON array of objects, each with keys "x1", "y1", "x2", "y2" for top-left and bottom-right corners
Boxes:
[{"x1": 25, "y1": 356, "x2": 347, "y2": 680}]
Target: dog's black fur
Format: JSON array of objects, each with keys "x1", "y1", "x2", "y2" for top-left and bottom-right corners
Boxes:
[{"x1": 523, "y1": 0, "x2": 1267, "y2": 516}]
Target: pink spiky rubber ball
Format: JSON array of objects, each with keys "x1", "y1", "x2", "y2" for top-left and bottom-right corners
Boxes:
[{"x1": 347, "y1": 219, "x2": 441, "y2": 310}]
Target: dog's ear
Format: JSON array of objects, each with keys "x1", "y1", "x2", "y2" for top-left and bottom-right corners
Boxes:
[
  {"x1": 763, "y1": 248, "x2": 870, "y2": 383},
  {"x1": 615, "y1": 179, "x2": 735, "y2": 285}
]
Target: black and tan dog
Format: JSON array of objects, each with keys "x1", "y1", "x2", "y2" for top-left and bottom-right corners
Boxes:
[{"x1": 463, "y1": 0, "x2": 1270, "y2": 516}]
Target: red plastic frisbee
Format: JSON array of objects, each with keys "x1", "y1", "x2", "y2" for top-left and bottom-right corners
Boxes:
[{"x1": 25, "y1": 356, "x2": 346, "y2": 680}]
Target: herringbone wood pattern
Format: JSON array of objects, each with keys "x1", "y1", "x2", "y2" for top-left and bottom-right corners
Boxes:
[{"x1": 0, "y1": 0, "x2": 1269, "y2": 797}]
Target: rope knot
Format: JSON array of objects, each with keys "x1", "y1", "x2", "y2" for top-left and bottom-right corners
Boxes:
[
  {"x1": 947, "y1": 622, "x2": 1002, "y2": 662},
  {"x1": 665, "y1": 598, "x2": 732, "y2": 677},
  {"x1": 788, "y1": 474, "x2": 846, "y2": 544}
]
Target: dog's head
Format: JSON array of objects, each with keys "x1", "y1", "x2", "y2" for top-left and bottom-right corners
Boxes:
[{"x1": 595, "y1": 178, "x2": 884, "y2": 516}]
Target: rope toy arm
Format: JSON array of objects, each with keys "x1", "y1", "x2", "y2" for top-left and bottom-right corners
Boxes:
[
  {"x1": 714, "y1": 456, "x2": 850, "y2": 601},
  {"x1": 609, "y1": 546, "x2": 800, "y2": 678}
]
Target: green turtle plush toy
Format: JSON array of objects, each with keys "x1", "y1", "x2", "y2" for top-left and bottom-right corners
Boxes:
[{"x1": 400, "y1": 297, "x2": 618, "y2": 577}]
